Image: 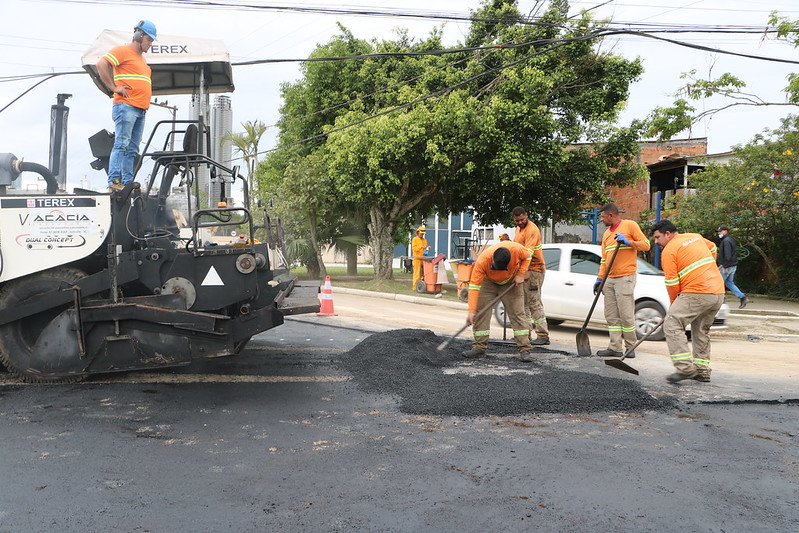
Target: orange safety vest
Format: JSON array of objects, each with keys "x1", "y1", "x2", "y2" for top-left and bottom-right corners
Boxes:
[
  {"x1": 102, "y1": 45, "x2": 152, "y2": 110},
  {"x1": 513, "y1": 221, "x2": 545, "y2": 272},
  {"x1": 467, "y1": 241, "x2": 531, "y2": 313},
  {"x1": 660, "y1": 233, "x2": 724, "y2": 302}
]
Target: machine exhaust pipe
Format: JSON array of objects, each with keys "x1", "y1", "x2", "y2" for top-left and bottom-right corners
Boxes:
[{"x1": 19, "y1": 161, "x2": 59, "y2": 194}]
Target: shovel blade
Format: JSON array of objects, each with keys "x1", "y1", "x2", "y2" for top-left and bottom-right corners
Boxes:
[
  {"x1": 604, "y1": 358, "x2": 639, "y2": 375},
  {"x1": 576, "y1": 330, "x2": 592, "y2": 357}
]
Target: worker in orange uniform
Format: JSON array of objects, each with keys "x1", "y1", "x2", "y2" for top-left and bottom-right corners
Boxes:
[
  {"x1": 411, "y1": 225, "x2": 430, "y2": 291},
  {"x1": 651, "y1": 219, "x2": 724, "y2": 383},
  {"x1": 594, "y1": 203, "x2": 651, "y2": 358},
  {"x1": 463, "y1": 241, "x2": 533, "y2": 361},
  {"x1": 512, "y1": 206, "x2": 549, "y2": 346}
]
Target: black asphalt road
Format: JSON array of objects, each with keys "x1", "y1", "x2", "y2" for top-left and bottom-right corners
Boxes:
[{"x1": 0, "y1": 318, "x2": 797, "y2": 532}]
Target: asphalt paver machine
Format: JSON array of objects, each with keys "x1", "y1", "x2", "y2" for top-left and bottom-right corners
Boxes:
[{"x1": 0, "y1": 118, "x2": 319, "y2": 383}]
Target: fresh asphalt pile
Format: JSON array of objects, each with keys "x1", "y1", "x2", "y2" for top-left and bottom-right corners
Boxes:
[{"x1": 338, "y1": 329, "x2": 673, "y2": 416}]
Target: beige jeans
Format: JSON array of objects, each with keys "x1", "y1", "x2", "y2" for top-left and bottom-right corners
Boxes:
[
  {"x1": 602, "y1": 274, "x2": 637, "y2": 352},
  {"x1": 523, "y1": 270, "x2": 549, "y2": 339},
  {"x1": 472, "y1": 281, "x2": 531, "y2": 353},
  {"x1": 664, "y1": 293, "x2": 723, "y2": 375}
]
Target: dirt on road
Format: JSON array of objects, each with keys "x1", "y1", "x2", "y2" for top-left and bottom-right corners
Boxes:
[{"x1": 329, "y1": 290, "x2": 799, "y2": 388}]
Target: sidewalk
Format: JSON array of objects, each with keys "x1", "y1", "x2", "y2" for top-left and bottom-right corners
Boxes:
[
  {"x1": 724, "y1": 294, "x2": 799, "y2": 317},
  {"x1": 333, "y1": 286, "x2": 799, "y2": 340}
]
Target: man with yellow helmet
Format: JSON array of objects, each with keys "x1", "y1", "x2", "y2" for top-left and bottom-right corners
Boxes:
[{"x1": 411, "y1": 225, "x2": 430, "y2": 290}]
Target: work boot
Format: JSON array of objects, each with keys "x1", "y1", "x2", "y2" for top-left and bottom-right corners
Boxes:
[
  {"x1": 531, "y1": 337, "x2": 550, "y2": 346},
  {"x1": 518, "y1": 351, "x2": 534, "y2": 362},
  {"x1": 462, "y1": 348, "x2": 486, "y2": 359},
  {"x1": 596, "y1": 348, "x2": 623, "y2": 357},
  {"x1": 624, "y1": 350, "x2": 635, "y2": 359},
  {"x1": 666, "y1": 371, "x2": 698, "y2": 383},
  {"x1": 693, "y1": 373, "x2": 711, "y2": 383},
  {"x1": 739, "y1": 296, "x2": 748, "y2": 309}
]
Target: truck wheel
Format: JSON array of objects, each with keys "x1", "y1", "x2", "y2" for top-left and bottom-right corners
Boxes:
[
  {"x1": 635, "y1": 300, "x2": 666, "y2": 341},
  {"x1": 0, "y1": 268, "x2": 87, "y2": 383},
  {"x1": 494, "y1": 301, "x2": 507, "y2": 325}
]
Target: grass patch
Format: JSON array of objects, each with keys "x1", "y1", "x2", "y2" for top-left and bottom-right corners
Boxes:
[{"x1": 290, "y1": 265, "x2": 463, "y2": 302}]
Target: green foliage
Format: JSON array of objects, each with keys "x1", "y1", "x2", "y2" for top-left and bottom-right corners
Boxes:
[
  {"x1": 646, "y1": 11, "x2": 799, "y2": 139},
  {"x1": 669, "y1": 115, "x2": 799, "y2": 296},
  {"x1": 263, "y1": 0, "x2": 647, "y2": 278}
]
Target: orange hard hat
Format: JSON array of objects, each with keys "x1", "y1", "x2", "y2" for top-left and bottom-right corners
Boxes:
[{"x1": 416, "y1": 225, "x2": 426, "y2": 234}]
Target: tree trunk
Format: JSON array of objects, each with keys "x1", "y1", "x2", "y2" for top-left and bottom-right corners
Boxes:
[
  {"x1": 748, "y1": 241, "x2": 778, "y2": 283},
  {"x1": 368, "y1": 206, "x2": 397, "y2": 280},
  {"x1": 346, "y1": 246, "x2": 358, "y2": 276},
  {"x1": 308, "y1": 210, "x2": 327, "y2": 279}
]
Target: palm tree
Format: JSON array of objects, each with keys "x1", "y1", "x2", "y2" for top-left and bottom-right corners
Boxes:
[{"x1": 222, "y1": 120, "x2": 267, "y2": 194}]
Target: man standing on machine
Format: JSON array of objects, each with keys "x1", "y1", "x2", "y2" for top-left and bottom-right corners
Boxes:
[
  {"x1": 96, "y1": 20, "x2": 157, "y2": 191},
  {"x1": 512, "y1": 206, "x2": 549, "y2": 346},
  {"x1": 594, "y1": 203, "x2": 650, "y2": 358}
]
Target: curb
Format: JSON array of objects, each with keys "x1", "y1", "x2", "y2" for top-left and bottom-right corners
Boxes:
[
  {"x1": 334, "y1": 287, "x2": 468, "y2": 311},
  {"x1": 728, "y1": 310, "x2": 799, "y2": 318}
]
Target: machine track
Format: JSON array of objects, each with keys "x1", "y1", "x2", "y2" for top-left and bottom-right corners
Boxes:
[{"x1": 0, "y1": 267, "x2": 87, "y2": 383}]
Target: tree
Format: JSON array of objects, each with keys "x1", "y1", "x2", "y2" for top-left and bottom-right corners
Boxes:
[
  {"x1": 324, "y1": 0, "x2": 646, "y2": 278},
  {"x1": 667, "y1": 115, "x2": 799, "y2": 296},
  {"x1": 646, "y1": 11, "x2": 799, "y2": 140},
  {"x1": 223, "y1": 119, "x2": 267, "y2": 188},
  {"x1": 264, "y1": 0, "x2": 647, "y2": 280}
]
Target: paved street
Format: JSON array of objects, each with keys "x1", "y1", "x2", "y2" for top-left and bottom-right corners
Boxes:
[{"x1": 0, "y1": 292, "x2": 797, "y2": 532}]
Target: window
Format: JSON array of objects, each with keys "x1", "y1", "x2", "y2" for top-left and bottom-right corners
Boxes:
[
  {"x1": 543, "y1": 248, "x2": 560, "y2": 270},
  {"x1": 570, "y1": 250, "x2": 601, "y2": 276}
]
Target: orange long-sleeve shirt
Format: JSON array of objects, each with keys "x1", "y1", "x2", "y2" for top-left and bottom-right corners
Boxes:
[
  {"x1": 513, "y1": 221, "x2": 545, "y2": 273},
  {"x1": 597, "y1": 219, "x2": 650, "y2": 279},
  {"x1": 660, "y1": 233, "x2": 724, "y2": 302},
  {"x1": 467, "y1": 241, "x2": 531, "y2": 313}
]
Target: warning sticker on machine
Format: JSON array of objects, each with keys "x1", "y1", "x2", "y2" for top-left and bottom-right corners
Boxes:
[
  {"x1": 0, "y1": 197, "x2": 97, "y2": 208},
  {"x1": 15, "y1": 234, "x2": 86, "y2": 250},
  {"x1": 16, "y1": 210, "x2": 99, "y2": 237},
  {"x1": 0, "y1": 195, "x2": 112, "y2": 284}
]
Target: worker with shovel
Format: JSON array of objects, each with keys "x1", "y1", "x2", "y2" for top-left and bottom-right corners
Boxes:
[
  {"x1": 463, "y1": 241, "x2": 533, "y2": 361},
  {"x1": 651, "y1": 220, "x2": 725, "y2": 383},
  {"x1": 594, "y1": 203, "x2": 650, "y2": 358}
]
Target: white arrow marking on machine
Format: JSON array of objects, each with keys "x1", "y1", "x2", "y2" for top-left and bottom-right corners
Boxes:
[{"x1": 201, "y1": 265, "x2": 224, "y2": 286}]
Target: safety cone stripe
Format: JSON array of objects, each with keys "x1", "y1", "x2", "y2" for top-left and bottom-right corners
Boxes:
[{"x1": 318, "y1": 275, "x2": 337, "y2": 316}]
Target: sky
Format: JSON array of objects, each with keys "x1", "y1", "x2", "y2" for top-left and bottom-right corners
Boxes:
[{"x1": 1, "y1": 0, "x2": 799, "y2": 193}]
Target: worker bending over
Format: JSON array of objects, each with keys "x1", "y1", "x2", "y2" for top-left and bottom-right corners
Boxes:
[
  {"x1": 464, "y1": 241, "x2": 533, "y2": 361},
  {"x1": 651, "y1": 219, "x2": 724, "y2": 383}
]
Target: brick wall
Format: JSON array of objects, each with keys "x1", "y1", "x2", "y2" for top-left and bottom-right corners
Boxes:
[{"x1": 606, "y1": 138, "x2": 708, "y2": 220}]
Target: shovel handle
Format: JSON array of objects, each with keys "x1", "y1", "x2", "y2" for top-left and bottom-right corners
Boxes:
[
  {"x1": 436, "y1": 282, "x2": 517, "y2": 351},
  {"x1": 578, "y1": 242, "x2": 621, "y2": 333},
  {"x1": 619, "y1": 316, "x2": 667, "y2": 360}
]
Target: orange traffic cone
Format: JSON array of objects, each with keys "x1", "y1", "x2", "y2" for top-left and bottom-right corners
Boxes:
[{"x1": 318, "y1": 275, "x2": 337, "y2": 316}]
